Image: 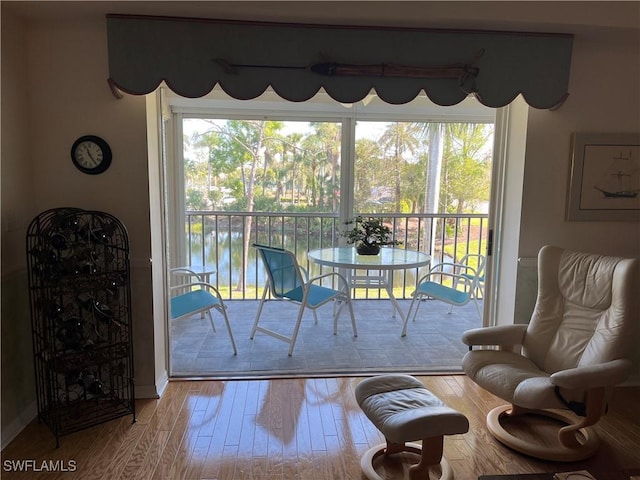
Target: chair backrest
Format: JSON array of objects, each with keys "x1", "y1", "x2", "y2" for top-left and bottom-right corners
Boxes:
[
  {"x1": 523, "y1": 245, "x2": 638, "y2": 374},
  {"x1": 169, "y1": 267, "x2": 200, "y2": 296},
  {"x1": 457, "y1": 253, "x2": 486, "y2": 280},
  {"x1": 253, "y1": 244, "x2": 304, "y2": 299}
]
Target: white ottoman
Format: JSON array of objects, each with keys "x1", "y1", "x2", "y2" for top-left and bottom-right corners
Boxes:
[{"x1": 355, "y1": 374, "x2": 469, "y2": 480}]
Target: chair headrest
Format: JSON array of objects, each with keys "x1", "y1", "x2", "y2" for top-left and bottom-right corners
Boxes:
[
  {"x1": 253, "y1": 243, "x2": 286, "y2": 252},
  {"x1": 558, "y1": 250, "x2": 623, "y2": 310}
]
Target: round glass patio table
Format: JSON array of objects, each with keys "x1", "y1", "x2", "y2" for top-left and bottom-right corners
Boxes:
[
  {"x1": 307, "y1": 246, "x2": 431, "y2": 325},
  {"x1": 184, "y1": 264, "x2": 216, "y2": 284}
]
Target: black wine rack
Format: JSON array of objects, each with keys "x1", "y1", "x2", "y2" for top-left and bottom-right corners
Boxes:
[{"x1": 26, "y1": 208, "x2": 135, "y2": 446}]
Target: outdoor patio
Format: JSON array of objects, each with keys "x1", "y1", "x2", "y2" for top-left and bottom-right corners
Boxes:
[{"x1": 170, "y1": 298, "x2": 483, "y2": 378}]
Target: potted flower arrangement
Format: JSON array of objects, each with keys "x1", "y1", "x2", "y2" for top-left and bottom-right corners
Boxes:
[{"x1": 341, "y1": 216, "x2": 402, "y2": 255}]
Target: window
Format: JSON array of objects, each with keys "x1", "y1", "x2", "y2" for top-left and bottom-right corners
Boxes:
[
  {"x1": 165, "y1": 87, "x2": 495, "y2": 294},
  {"x1": 354, "y1": 121, "x2": 493, "y2": 216},
  {"x1": 183, "y1": 118, "x2": 342, "y2": 213}
]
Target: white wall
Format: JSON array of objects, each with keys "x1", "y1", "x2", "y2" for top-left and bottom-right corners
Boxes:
[
  {"x1": 519, "y1": 31, "x2": 640, "y2": 258},
  {"x1": 1, "y1": 9, "x2": 38, "y2": 448},
  {"x1": 1, "y1": 9, "x2": 34, "y2": 272},
  {"x1": 513, "y1": 22, "x2": 640, "y2": 316}
]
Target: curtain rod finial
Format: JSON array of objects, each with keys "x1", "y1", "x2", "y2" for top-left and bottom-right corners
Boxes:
[
  {"x1": 548, "y1": 92, "x2": 569, "y2": 111},
  {"x1": 108, "y1": 78, "x2": 124, "y2": 100}
]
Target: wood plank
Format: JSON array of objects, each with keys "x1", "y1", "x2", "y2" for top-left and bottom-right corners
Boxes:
[
  {"x1": 165, "y1": 408, "x2": 205, "y2": 480},
  {"x1": 149, "y1": 395, "x2": 193, "y2": 480}
]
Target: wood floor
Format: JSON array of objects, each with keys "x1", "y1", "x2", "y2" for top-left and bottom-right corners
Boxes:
[{"x1": 2, "y1": 376, "x2": 639, "y2": 479}]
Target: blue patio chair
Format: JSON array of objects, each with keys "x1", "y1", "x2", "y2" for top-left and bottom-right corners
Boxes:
[
  {"x1": 169, "y1": 268, "x2": 237, "y2": 355},
  {"x1": 251, "y1": 244, "x2": 357, "y2": 356},
  {"x1": 401, "y1": 260, "x2": 482, "y2": 337}
]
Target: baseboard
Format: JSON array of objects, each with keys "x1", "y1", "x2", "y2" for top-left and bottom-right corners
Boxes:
[
  {"x1": 135, "y1": 371, "x2": 169, "y2": 399},
  {"x1": 1, "y1": 401, "x2": 37, "y2": 450},
  {"x1": 155, "y1": 371, "x2": 169, "y2": 397}
]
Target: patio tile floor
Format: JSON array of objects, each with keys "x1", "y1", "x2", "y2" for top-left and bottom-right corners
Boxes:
[{"x1": 170, "y1": 298, "x2": 483, "y2": 378}]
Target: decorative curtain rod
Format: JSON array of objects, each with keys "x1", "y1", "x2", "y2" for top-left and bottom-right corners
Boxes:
[{"x1": 213, "y1": 49, "x2": 483, "y2": 94}]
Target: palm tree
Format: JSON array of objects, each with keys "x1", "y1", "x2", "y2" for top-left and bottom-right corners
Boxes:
[
  {"x1": 353, "y1": 138, "x2": 385, "y2": 212},
  {"x1": 379, "y1": 122, "x2": 421, "y2": 211},
  {"x1": 442, "y1": 123, "x2": 492, "y2": 214},
  {"x1": 416, "y1": 122, "x2": 445, "y2": 256}
]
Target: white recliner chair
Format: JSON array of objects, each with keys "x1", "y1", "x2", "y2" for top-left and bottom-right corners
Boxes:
[{"x1": 462, "y1": 245, "x2": 638, "y2": 461}]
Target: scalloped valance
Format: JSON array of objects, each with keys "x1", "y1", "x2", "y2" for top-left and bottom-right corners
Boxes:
[{"x1": 106, "y1": 15, "x2": 573, "y2": 109}]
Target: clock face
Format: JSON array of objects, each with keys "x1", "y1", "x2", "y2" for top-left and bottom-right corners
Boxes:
[{"x1": 71, "y1": 135, "x2": 112, "y2": 174}]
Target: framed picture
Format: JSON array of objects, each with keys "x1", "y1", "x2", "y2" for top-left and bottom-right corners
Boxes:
[{"x1": 567, "y1": 133, "x2": 640, "y2": 221}]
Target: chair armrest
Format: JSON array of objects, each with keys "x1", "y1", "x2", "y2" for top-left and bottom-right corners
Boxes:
[
  {"x1": 416, "y1": 263, "x2": 478, "y2": 290},
  {"x1": 550, "y1": 359, "x2": 633, "y2": 390},
  {"x1": 308, "y1": 271, "x2": 350, "y2": 292},
  {"x1": 299, "y1": 266, "x2": 310, "y2": 282},
  {"x1": 416, "y1": 271, "x2": 475, "y2": 289},
  {"x1": 429, "y1": 262, "x2": 478, "y2": 276},
  {"x1": 462, "y1": 324, "x2": 528, "y2": 347}
]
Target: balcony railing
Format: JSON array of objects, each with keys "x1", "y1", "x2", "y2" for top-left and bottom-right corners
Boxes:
[{"x1": 182, "y1": 211, "x2": 488, "y2": 300}]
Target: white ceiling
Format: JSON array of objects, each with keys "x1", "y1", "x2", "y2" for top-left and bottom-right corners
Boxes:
[{"x1": 3, "y1": 1, "x2": 639, "y2": 34}]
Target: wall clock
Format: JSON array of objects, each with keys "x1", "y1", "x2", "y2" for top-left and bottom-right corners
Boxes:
[{"x1": 70, "y1": 135, "x2": 112, "y2": 175}]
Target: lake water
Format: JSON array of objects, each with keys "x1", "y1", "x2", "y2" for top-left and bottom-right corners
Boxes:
[{"x1": 187, "y1": 231, "x2": 450, "y2": 298}]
